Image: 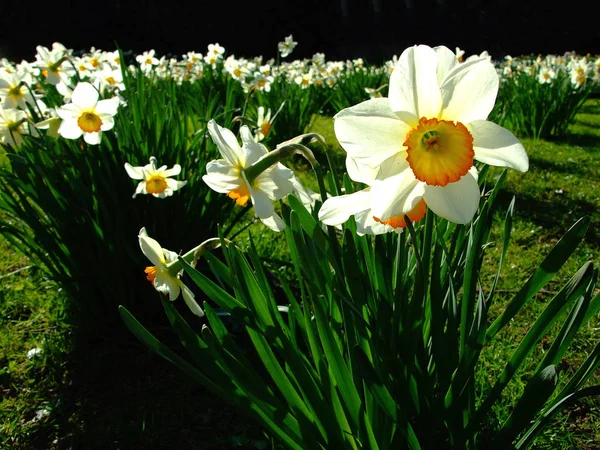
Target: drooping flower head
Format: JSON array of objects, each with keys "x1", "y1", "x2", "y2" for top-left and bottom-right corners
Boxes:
[
  {"x1": 138, "y1": 227, "x2": 203, "y2": 317},
  {"x1": 328, "y1": 44, "x2": 528, "y2": 227},
  {"x1": 202, "y1": 120, "x2": 295, "y2": 231},
  {"x1": 125, "y1": 156, "x2": 187, "y2": 198}
]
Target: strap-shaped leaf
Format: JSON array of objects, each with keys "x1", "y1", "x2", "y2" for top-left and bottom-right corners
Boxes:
[
  {"x1": 486, "y1": 217, "x2": 590, "y2": 341},
  {"x1": 494, "y1": 365, "x2": 559, "y2": 447},
  {"x1": 470, "y1": 261, "x2": 595, "y2": 432}
]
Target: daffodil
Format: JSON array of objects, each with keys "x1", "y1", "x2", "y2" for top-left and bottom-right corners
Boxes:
[
  {"x1": 139, "y1": 227, "x2": 204, "y2": 317},
  {"x1": 202, "y1": 120, "x2": 295, "y2": 232},
  {"x1": 332, "y1": 44, "x2": 529, "y2": 225},
  {"x1": 278, "y1": 35, "x2": 298, "y2": 58},
  {"x1": 56, "y1": 82, "x2": 119, "y2": 145},
  {"x1": 124, "y1": 156, "x2": 187, "y2": 198}
]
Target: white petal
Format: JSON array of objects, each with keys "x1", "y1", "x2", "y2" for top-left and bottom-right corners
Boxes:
[
  {"x1": 345, "y1": 156, "x2": 380, "y2": 184},
  {"x1": 389, "y1": 45, "x2": 442, "y2": 124},
  {"x1": 57, "y1": 120, "x2": 83, "y2": 139},
  {"x1": 133, "y1": 182, "x2": 147, "y2": 198},
  {"x1": 161, "y1": 164, "x2": 181, "y2": 177},
  {"x1": 318, "y1": 190, "x2": 371, "y2": 226},
  {"x1": 354, "y1": 210, "x2": 396, "y2": 235},
  {"x1": 95, "y1": 96, "x2": 120, "y2": 116},
  {"x1": 56, "y1": 104, "x2": 81, "y2": 121},
  {"x1": 469, "y1": 120, "x2": 529, "y2": 172},
  {"x1": 203, "y1": 160, "x2": 242, "y2": 193},
  {"x1": 440, "y1": 58, "x2": 499, "y2": 123},
  {"x1": 166, "y1": 178, "x2": 187, "y2": 191},
  {"x1": 254, "y1": 165, "x2": 294, "y2": 200},
  {"x1": 154, "y1": 271, "x2": 181, "y2": 300},
  {"x1": 138, "y1": 227, "x2": 166, "y2": 267},
  {"x1": 370, "y1": 169, "x2": 425, "y2": 220},
  {"x1": 99, "y1": 114, "x2": 114, "y2": 131},
  {"x1": 83, "y1": 131, "x2": 102, "y2": 145},
  {"x1": 240, "y1": 125, "x2": 268, "y2": 166},
  {"x1": 207, "y1": 120, "x2": 243, "y2": 167},
  {"x1": 334, "y1": 98, "x2": 410, "y2": 168},
  {"x1": 180, "y1": 281, "x2": 204, "y2": 316},
  {"x1": 71, "y1": 82, "x2": 99, "y2": 110},
  {"x1": 434, "y1": 46, "x2": 458, "y2": 84},
  {"x1": 260, "y1": 214, "x2": 286, "y2": 232},
  {"x1": 203, "y1": 174, "x2": 242, "y2": 193},
  {"x1": 125, "y1": 163, "x2": 145, "y2": 180},
  {"x1": 249, "y1": 186, "x2": 275, "y2": 219},
  {"x1": 423, "y1": 171, "x2": 480, "y2": 224}
]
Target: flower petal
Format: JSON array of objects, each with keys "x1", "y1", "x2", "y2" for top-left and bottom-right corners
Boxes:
[
  {"x1": 469, "y1": 120, "x2": 529, "y2": 172},
  {"x1": 161, "y1": 164, "x2": 182, "y2": 178},
  {"x1": 154, "y1": 270, "x2": 181, "y2": 300},
  {"x1": 334, "y1": 98, "x2": 410, "y2": 168},
  {"x1": 207, "y1": 120, "x2": 243, "y2": 167},
  {"x1": 440, "y1": 58, "x2": 499, "y2": 123},
  {"x1": 249, "y1": 185, "x2": 275, "y2": 219},
  {"x1": 83, "y1": 131, "x2": 102, "y2": 145},
  {"x1": 370, "y1": 169, "x2": 425, "y2": 220},
  {"x1": 138, "y1": 227, "x2": 166, "y2": 267},
  {"x1": 57, "y1": 120, "x2": 83, "y2": 139},
  {"x1": 125, "y1": 163, "x2": 144, "y2": 180},
  {"x1": 179, "y1": 281, "x2": 204, "y2": 317},
  {"x1": 389, "y1": 45, "x2": 442, "y2": 125},
  {"x1": 260, "y1": 213, "x2": 286, "y2": 232},
  {"x1": 434, "y1": 45, "x2": 458, "y2": 84},
  {"x1": 318, "y1": 190, "x2": 371, "y2": 226},
  {"x1": 71, "y1": 82, "x2": 99, "y2": 110},
  {"x1": 423, "y1": 170, "x2": 480, "y2": 224},
  {"x1": 95, "y1": 96, "x2": 120, "y2": 116},
  {"x1": 240, "y1": 125, "x2": 268, "y2": 166},
  {"x1": 254, "y1": 164, "x2": 294, "y2": 200}
]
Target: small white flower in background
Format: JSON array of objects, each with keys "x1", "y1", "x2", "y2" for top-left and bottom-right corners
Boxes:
[
  {"x1": 207, "y1": 43, "x2": 226, "y2": 57},
  {"x1": 27, "y1": 347, "x2": 43, "y2": 359},
  {"x1": 56, "y1": 82, "x2": 119, "y2": 145},
  {"x1": 203, "y1": 120, "x2": 295, "y2": 232},
  {"x1": 251, "y1": 72, "x2": 274, "y2": 92},
  {"x1": 34, "y1": 42, "x2": 75, "y2": 86},
  {"x1": 139, "y1": 227, "x2": 204, "y2": 317},
  {"x1": 0, "y1": 71, "x2": 38, "y2": 110},
  {"x1": 124, "y1": 156, "x2": 187, "y2": 198},
  {"x1": 0, "y1": 106, "x2": 38, "y2": 148},
  {"x1": 537, "y1": 66, "x2": 556, "y2": 84},
  {"x1": 455, "y1": 47, "x2": 465, "y2": 63},
  {"x1": 278, "y1": 35, "x2": 298, "y2": 58},
  {"x1": 136, "y1": 50, "x2": 159, "y2": 72}
]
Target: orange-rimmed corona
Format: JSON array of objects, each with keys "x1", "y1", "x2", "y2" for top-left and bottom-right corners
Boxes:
[{"x1": 404, "y1": 118, "x2": 474, "y2": 187}]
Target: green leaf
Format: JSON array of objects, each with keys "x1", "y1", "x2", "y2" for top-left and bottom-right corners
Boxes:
[
  {"x1": 486, "y1": 217, "x2": 590, "y2": 341},
  {"x1": 494, "y1": 365, "x2": 559, "y2": 447}
]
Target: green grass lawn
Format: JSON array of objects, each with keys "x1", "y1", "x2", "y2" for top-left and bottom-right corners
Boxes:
[{"x1": 1, "y1": 99, "x2": 599, "y2": 449}]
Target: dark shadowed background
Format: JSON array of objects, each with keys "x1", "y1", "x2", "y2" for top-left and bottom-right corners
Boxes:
[{"x1": 2, "y1": 0, "x2": 598, "y2": 63}]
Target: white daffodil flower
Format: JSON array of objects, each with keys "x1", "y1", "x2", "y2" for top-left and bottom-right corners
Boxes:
[
  {"x1": 138, "y1": 227, "x2": 204, "y2": 317},
  {"x1": 202, "y1": 120, "x2": 295, "y2": 232},
  {"x1": 56, "y1": 82, "x2": 119, "y2": 145},
  {"x1": 125, "y1": 156, "x2": 187, "y2": 198},
  {"x1": 331, "y1": 44, "x2": 529, "y2": 225},
  {"x1": 278, "y1": 35, "x2": 298, "y2": 58}
]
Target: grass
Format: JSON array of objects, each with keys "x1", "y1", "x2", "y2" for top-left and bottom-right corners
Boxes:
[{"x1": 1, "y1": 99, "x2": 600, "y2": 449}]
